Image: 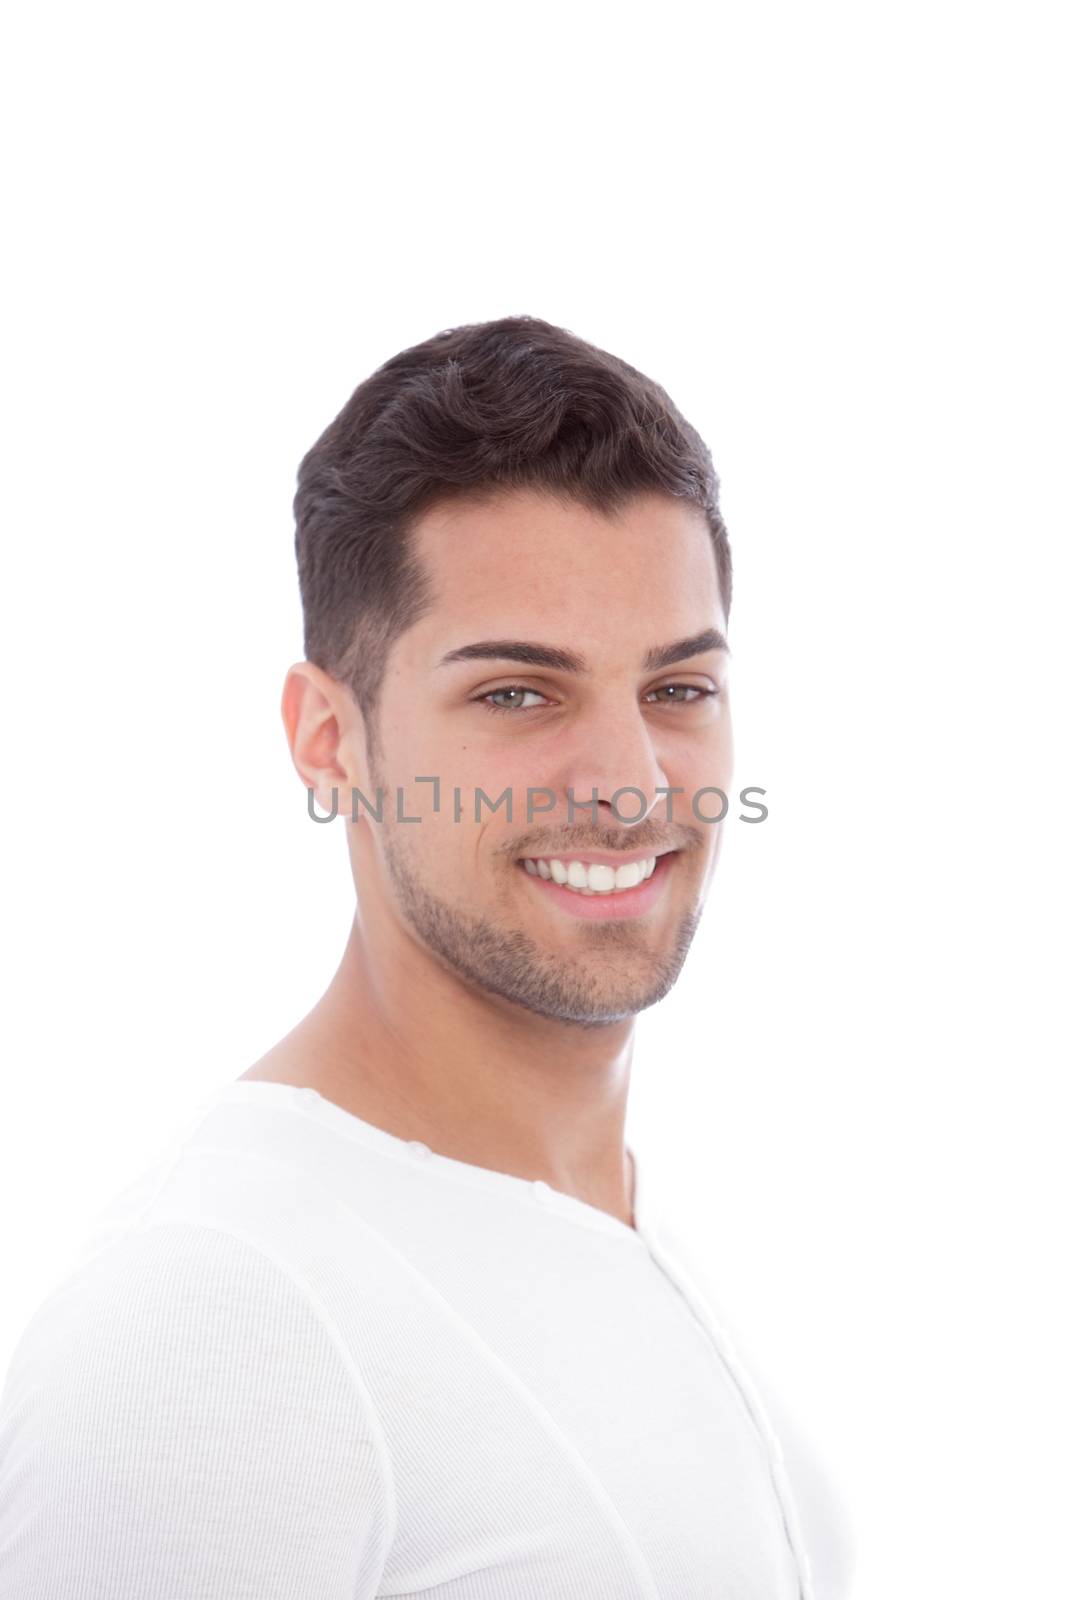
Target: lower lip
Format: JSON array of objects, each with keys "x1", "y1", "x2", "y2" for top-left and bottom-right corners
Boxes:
[{"x1": 516, "y1": 851, "x2": 678, "y2": 920}]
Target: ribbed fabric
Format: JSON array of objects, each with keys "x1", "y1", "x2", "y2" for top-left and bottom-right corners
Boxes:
[{"x1": 0, "y1": 1081, "x2": 816, "y2": 1598}]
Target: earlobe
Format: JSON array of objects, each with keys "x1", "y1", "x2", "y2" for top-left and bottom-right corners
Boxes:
[{"x1": 281, "y1": 661, "x2": 356, "y2": 816}]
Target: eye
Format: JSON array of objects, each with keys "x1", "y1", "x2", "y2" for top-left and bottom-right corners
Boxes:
[
  {"x1": 644, "y1": 683, "x2": 720, "y2": 706},
  {"x1": 476, "y1": 685, "x2": 553, "y2": 714},
  {"x1": 475, "y1": 682, "x2": 720, "y2": 715}
]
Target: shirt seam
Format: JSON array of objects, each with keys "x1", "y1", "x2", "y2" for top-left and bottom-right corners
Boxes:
[
  {"x1": 149, "y1": 1141, "x2": 663, "y2": 1598},
  {"x1": 638, "y1": 1221, "x2": 816, "y2": 1598},
  {"x1": 129, "y1": 1211, "x2": 400, "y2": 1564}
]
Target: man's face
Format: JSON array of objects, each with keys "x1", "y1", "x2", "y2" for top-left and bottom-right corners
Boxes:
[{"x1": 349, "y1": 488, "x2": 733, "y2": 1026}]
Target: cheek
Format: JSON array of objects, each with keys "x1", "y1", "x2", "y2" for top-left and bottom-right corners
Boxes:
[
  {"x1": 452, "y1": 751, "x2": 547, "y2": 824},
  {"x1": 713, "y1": 721, "x2": 735, "y2": 778},
  {"x1": 407, "y1": 813, "x2": 494, "y2": 897},
  {"x1": 675, "y1": 720, "x2": 733, "y2": 783},
  {"x1": 412, "y1": 733, "x2": 518, "y2": 806}
]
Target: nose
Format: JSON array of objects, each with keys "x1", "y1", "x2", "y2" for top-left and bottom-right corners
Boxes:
[{"x1": 555, "y1": 702, "x2": 672, "y2": 829}]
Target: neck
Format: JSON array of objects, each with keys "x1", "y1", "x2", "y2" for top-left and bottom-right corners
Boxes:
[{"x1": 246, "y1": 911, "x2": 638, "y2": 1227}]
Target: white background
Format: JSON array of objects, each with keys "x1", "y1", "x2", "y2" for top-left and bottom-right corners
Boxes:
[{"x1": 1, "y1": 4, "x2": 1063, "y2": 1597}]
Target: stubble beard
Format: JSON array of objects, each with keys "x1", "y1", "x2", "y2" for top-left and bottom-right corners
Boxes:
[{"x1": 375, "y1": 799, "x2": 705, "y2": 1030}]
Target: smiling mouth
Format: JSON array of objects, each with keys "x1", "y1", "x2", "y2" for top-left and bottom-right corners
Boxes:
[{"x1": 516, "y1": 852, "x2": 675, "y2": 897}]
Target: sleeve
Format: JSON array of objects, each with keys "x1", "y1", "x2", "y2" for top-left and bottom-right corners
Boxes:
[{"x1": 0, "y1": 1220, "x2": 394, "y2": 1599}]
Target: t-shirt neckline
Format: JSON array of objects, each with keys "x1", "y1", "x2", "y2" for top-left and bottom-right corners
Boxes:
[{"x1": 205, "y1": 1079, "x2": 650, "y2": 1246}]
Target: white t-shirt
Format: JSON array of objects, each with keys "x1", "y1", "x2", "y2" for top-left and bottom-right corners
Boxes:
[{"x1": 0, "y1": 1081, "x2": 842, "y2": 1598}]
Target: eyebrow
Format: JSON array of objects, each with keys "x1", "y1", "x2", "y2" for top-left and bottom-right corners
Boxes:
[{"x1": 437, "y1": 626, "x2": 730, "y2": 673}]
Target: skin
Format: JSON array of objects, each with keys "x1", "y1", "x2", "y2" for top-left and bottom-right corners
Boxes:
[{"x1": 240, "y1": 487, "x2": 734, "y2": 1227}]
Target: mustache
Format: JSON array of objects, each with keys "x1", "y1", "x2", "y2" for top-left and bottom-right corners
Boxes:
[{"x1": 506, "y1": 826, "x2": 703, "y2": 861}]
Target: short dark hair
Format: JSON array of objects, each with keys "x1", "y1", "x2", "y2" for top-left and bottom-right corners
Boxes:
[{"x1": 294, "y1": 315, "x2": 732, "y2": 751}]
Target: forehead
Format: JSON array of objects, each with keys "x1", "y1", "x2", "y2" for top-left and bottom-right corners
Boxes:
[{"x1": 408, "y1": 488, "x2": 724, "y2": 646}]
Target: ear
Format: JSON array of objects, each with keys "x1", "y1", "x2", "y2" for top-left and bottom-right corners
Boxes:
[{"x1": 280, "y1": 662, "x2": 366, "y2": 821}]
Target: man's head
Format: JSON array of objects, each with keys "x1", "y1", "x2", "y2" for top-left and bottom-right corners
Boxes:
[{"x1": 288, "y1": 316, "x2": 734, "y2": 1028}]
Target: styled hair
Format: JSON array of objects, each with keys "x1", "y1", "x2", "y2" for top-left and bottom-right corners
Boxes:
[{"x1": 294, "y1": 315, "x2": 732, "y2": 752}]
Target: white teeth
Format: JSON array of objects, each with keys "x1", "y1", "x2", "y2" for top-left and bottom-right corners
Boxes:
[{"x1": 521, "y1": 855, "x2": 661, "y2": 894}]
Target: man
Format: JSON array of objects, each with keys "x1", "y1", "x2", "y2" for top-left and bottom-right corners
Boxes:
[{"x1": 0, "y1": 316, "x2": 846, "y2": 1596}]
